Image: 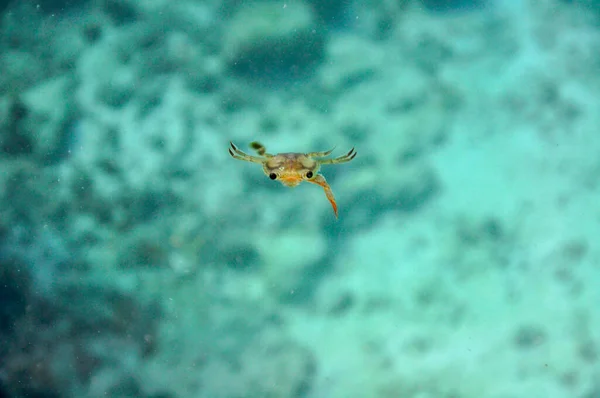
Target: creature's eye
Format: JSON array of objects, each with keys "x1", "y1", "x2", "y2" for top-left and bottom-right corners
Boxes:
[
  {"x1": 306, "y1": 171, "x2": 313, "y2": 179},
  {"x1": 269, "y1": 173, "x2": 277, "y2": 180}
]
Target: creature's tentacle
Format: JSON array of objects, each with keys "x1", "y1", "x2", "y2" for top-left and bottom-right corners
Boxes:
[
  {"x1": 319, "y1": 147, "x2": 356, "y2": 165},
  {"x1": 309, "y1": 175, "x2": 338, "y2": 218},
  {"x1": 305, "y1": 148, "x2": 335, "y2": 158},
  {"x1": 250, "y1": 141, "x2": 273, "y2": 157},
  {"x1": 229, "y1": 142, "x2": 265, "y2": 163}
]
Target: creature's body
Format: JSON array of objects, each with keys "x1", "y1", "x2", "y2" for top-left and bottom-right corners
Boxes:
[{"x1": 229, "y1": 141, "x2": 356, "y2": 218}]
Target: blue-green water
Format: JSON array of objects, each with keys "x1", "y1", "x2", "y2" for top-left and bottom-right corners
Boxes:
[{"x1": 1, "y1": 0, "x2": 599, "y2": 397}]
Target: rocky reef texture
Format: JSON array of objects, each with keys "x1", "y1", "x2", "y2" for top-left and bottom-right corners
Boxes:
[
  {"x1": 223, "y1": 0, "x2": 326, "y2": 79},
  {"x1": 1, "y1": 0, "x2": 600, "y2": 397}
]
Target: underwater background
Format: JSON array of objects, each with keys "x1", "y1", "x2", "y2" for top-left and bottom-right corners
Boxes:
[{"x1": 1, "y1": 0, "x2": 599, "y2": 397}]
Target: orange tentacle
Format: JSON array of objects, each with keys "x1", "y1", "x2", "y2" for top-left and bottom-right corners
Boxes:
[{"x1": 309, "y1": 175, "x2": 338, "y2": 218}]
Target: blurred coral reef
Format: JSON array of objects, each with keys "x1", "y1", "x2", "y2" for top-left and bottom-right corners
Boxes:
[{"x1": 1, "y1": 0, "x2": 600, "y2": 397}]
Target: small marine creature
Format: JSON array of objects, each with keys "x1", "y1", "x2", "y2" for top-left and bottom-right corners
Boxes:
[{"x1": 229, "y1": 141, "x2": 356, "y2": 218}]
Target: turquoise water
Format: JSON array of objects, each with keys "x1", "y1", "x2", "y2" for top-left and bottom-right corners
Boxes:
[{"x1": 1, "y1": 0, "x2": 599, "y2": 397}]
